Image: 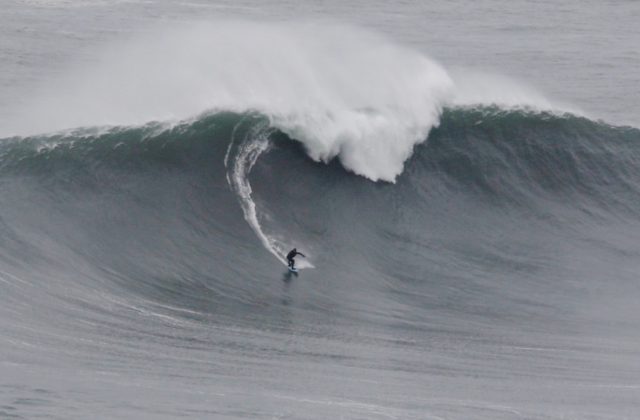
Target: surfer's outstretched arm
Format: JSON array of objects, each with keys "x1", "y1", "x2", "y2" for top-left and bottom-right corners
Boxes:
[{"x1": 298, "y1": 252, "x2": 306, "y2": 258}]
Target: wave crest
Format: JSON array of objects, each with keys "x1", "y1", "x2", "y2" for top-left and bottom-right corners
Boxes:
[
  {"x1": 7, "y1": 21, "x2": 580, "y2": 182},
  {"x1": 8, "y1": 21, "x2": 454, "y2": 181}
]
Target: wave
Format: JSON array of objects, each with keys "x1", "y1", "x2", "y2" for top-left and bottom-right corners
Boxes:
[
  {"x1": 2, "y1": 108, "x2": 640, "y2": 282},
  {"x1": 2, "y1": 21, "x2": 639, "y2": 325}
]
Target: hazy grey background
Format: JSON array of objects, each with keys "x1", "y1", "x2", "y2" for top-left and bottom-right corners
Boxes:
[{"x1": 1, "y1": 0, "x2": 639, "y2": 127}]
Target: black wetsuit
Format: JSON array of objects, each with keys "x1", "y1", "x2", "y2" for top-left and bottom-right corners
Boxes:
[{"x1": 286, "y1": 249, "x2": 305, "y2": 268}]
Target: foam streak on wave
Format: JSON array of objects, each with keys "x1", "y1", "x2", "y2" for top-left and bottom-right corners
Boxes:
[{"x1": 226, "y1": 120, "x2": 313, "y2": 269}]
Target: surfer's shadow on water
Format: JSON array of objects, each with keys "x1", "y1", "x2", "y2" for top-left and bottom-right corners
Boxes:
[
  {"x1": 280, "y1": 270, "x2": 299, "y2": 306},
  {"x1": 250, "y1": 270, "x2": 297, "y2": 308},
  {"x1": 282, "y1": 270, "x2": 298, "y2": 284}
]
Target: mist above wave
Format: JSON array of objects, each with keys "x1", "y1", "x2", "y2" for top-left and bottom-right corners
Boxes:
[{"x1": 9, "y1": 21, "x2": 568, "y2": 181}]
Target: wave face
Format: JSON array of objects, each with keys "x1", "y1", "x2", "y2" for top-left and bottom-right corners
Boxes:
[
  {"x1": 2, "y1": 108, "x2": 640, "y2": 312},
  {"x1": 2, "y1": 108, "x2": 640, "y2": 418}
]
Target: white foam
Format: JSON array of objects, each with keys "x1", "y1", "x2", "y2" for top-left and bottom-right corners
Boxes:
[{"x1": 7, "y1": 21, "x2": 452, "y2": 182}]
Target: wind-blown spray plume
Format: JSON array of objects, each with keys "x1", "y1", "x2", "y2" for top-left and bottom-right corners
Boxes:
[{"x1": 12, "y1": 21, "x2": 453, "y2": 181}]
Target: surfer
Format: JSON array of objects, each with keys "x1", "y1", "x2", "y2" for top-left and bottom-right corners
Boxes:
[{"x1": 286, "y1": 248, "x2": 306, "y2": 269}]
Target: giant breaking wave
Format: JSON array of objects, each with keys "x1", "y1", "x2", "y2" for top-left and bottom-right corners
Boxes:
[{"x1": 2, "y1": 21, "x2": 635, "y2": 280}]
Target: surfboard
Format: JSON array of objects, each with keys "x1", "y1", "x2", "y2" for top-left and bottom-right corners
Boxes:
[{"x1": 288, "y1": 266, "x2": 298, "y2": 273}]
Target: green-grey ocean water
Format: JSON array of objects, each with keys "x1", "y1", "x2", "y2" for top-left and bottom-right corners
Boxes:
[{"x1": 1, "y1": 2, "x2": 639, "y2": 419}]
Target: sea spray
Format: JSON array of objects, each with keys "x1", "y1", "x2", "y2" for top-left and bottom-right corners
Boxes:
[
  {"x1": 7, "y1": 21, "x2": 572, "y2": 182},
  {"x1": 9, "y1": 21, "x2": 452, "y2": 182}
]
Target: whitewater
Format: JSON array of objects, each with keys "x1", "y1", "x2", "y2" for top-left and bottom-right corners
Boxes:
[
  {"x1": 5, "y1": 21, "x2": 582, "y2": 182},
  {"x1": 1, "y1": 1, "x2": 640, "y2": 419}
]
